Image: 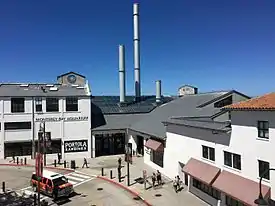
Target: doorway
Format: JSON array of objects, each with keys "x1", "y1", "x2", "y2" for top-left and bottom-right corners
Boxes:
[{"x1": 136, "y1": 135, "x2": 144, "y2": 156}]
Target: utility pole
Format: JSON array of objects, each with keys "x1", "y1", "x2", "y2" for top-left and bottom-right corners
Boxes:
[
  {"x1": 37, "y1": 130, "x2": 41, "y2": 206},
  {"x1": 42, "y1": 122, "x2": 46, "y2": 166}
]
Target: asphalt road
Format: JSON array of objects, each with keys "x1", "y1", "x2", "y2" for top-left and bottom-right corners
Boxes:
[{"x1": 0, "y1": 166, "x2": 146, "y2": 206}]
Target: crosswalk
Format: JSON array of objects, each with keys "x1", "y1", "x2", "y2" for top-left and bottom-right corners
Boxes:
[{"x1": 19, "y1": 171, "x2": 95, "y2": 201}]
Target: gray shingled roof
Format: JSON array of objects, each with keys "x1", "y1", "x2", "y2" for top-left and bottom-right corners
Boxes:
[
  {"x1": 129, "y1": 91, "x2": 230, "y2": 138},
  {"x1": 163, "y1": 117, "x2": 231, "y2": 132},
  {"x1": 0, "y1": 84, "x2": 89, "y2": 97},
  {"x1": 92, "y1": 95, "x2": 174, "y2": 114},
  {"x1": 92, "y1": 114, "x2": 147, "y2": 131}
]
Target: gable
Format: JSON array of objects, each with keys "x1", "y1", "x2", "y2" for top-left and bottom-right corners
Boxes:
[{"x1": 57, "y1": 72, "x2": 86, "y2": 86}]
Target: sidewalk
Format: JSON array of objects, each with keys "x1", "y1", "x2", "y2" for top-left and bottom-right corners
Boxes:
[{"x1": 1, "y1": 155, "x2": 209, "y2": 206}]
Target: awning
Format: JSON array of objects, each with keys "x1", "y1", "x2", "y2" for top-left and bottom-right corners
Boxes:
[
  {"x1": 182, "y1": 158, "x2": 220, "y2": 185},
  {"x1": 145, "y1": 139, "x2": 164, "y2": 151},
  {"x1": 212, "y1": 170, "x2": 270, "y2": 206}
]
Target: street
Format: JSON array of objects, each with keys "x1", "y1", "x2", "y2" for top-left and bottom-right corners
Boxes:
[{"x1": 0, "y1": 166, "x2": 147, "y2": 206}]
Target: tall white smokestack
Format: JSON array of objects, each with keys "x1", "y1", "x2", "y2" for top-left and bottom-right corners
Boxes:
[
  {"x1": 156, "y1": 80, "x2": 162, "y2": 103},
  {"x1": 119, "y1": 45, "x2": 126, "y2": 103},
  {"x1": 133, "y1": 3, "x2": 141, "y2": 101}
]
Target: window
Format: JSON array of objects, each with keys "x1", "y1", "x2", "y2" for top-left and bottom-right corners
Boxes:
[
  {"x1": 11, "y1": 98, "x2": 25, "y2": 113},
  {"x1": 202, "y1": 145, "x2": 215, "y2": 161},
  {"x1": 4, "y1": 122, "x2": 31, "y2": 130},
  {"x1": 226, "y1": 195, "x2": 244, "y2": 206},
  {"x1": 35, "y1": 97, "x2": 42, "y2": 112},
  {"x1": 150, "y1": 150, "x2": 164, "y2": 167},
  {"x1": 214, "y1": 96, "x2": 233, "y2": 108},
  {"x1": 224, "y1": 151, "x2": 241, "y2": 170},
  {"x1": 192, "y1": 178, "x2": 220, "y2": 200},
  {"x1": 46, "y1": 98, "x2": 59, "y2": 112},
  {"x1": 258, "y1": 160, "x2": 270, "y2": 180},
  {"x1": 66, "y1": 97, "x2": 78, "y2": 111},
  {"x1": 257, "y1": 121, "x2": 269, "y2": 139}
]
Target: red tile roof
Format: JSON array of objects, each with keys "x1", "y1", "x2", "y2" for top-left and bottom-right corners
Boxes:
[
  {"x1": 224, "y1": 92, "x2": 275, "y2": 110},
  {"x1": 212, "y1": 170, "x2": 270, "y2": 206},
  {"x1": 182, "y1": 158, "x2": 220, "y2": 185}
]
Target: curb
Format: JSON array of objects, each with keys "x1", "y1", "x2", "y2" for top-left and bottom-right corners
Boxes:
[
  {"x1": 0, "y1": 163, "x2": 74, "y2": 173},
  {"x1": 97, "y1": 176, "x2": 152, "y2": 206}
]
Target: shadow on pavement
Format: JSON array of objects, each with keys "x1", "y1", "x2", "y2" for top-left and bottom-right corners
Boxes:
[{"x1": 0, "y1": 191, "x2": 34, "y2": 206}]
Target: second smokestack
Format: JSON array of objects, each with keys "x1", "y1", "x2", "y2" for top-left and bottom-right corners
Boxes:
[
  {"x1": 119, "y1": 45, "x2": 126, "y2": 103},
  {"x1": 133, "y1": 3, "x2": 141, "y2": 101},
  {"x1": 156, "y1": 80, "x2": 162, "y2": 103}
]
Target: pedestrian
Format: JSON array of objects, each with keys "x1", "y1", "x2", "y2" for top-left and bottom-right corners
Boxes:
[
  {"x1": 57, "y1": 153, "x2": 61, "y2": 165},
  {"x1": 176, "y1": 175, "x2": 181, "y2": 190},
  {"x1": 156, "y1": 170, "x2": 162, "y2": 185},
  {"x1": 117, "y1": 164, "x2": 122, "y2": 182},
  {"x1": 82, "y1": 158, "x2": 88, "y2": 168},
  {"x1": 152, "y1": 173, "x2": 156, "y2": 188},
  {"x1": 173, "y1": 176, "x2": 178, "y2": 193},
  {"x1": 118, "y1": 157, "x2": 122, "y2": 166}
]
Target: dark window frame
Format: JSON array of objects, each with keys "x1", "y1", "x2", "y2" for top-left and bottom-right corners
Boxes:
[
  {"x1": 150, "y1": 150, "x2": 164, "y2": 167},
  {"x1": 202, "y1": 145, "x2": 215, "y2": 161},
  {"x1": 4, "y1": 122, "x2": 31, "y2": 130},
  {"x1": 46, "y1": 98, "x2": 59, "y2": 112},
  {"x1": 258, "y1": 160, "x2": 270, "y2": 180},
  {"x1": 66, "y1": 97, "x2": 78, "y2": 112},
  {"x1": 192, "y1": 178, "x2": 220, "y2": 200},
  {"x1": 225, "y1": 195, "x2": 244, "y2": 206},
  {"x1": 35, "y1": 97, "x2": 43, "y2": 112},
  {"x1": 257, "y1": 121, "x2": 269, "y2": 139},
  {"x1": 11, "y1": 98, "x2": 25, "y2": 113},
  {"x1": 224, "y1": 151, "x2": 241, "y2": 170}
]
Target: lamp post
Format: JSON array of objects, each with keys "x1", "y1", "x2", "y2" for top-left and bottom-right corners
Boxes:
[
  {"x1": 39, "y1": 122, "x2": 46, "y2": 166},
  {"x1": 254, "y1": 168, "x2": 275, "y2": 205}
]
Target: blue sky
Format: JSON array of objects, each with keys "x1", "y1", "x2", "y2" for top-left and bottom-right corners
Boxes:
[{"x1": 0, "y1": 0, "x2": 274, "y2": 96}]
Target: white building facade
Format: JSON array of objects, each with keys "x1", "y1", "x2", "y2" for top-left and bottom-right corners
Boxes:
[
  {"x1": 162, "y1": 94, "x2": 275, "y2": 206},
  {"x1": 0, "y1": 72, "x2": 92, "y2": 160}
]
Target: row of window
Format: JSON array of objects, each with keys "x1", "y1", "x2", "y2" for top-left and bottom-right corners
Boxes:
[
  {"x1": 202, "y1": 145, "x2": 270, "y2": 180},
  {"x1": 11, "y1": 97, "x2": 78, "y2": 113},
  {"x1": 192, "y1": 178, "x2": 221, "y2": 200}
]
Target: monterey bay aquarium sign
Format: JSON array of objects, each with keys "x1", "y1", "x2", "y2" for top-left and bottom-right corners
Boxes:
[
  {"x1": 64, "y1": 140, "x2": 88, "y2": 153},
  {"x1": 35, "y1": 116, "x2": 88, "y2": 122}
]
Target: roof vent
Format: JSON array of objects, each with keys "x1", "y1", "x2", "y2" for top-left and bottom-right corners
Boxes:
[
  {"x1": 76, "y1": 86, "x2": 85, "y2": 89},
  {"x1": 20, "y1": 84, "x2": 29, "y2": 87},
  {"x1": 46, "y1": 84, "x2": 54, "y2": 87},
  {"x1": 49, "y1": 87, "x2": 59, "y2": 91},
  {"x1": 71, "y1": 84, "x2": 79, "y2": 87}
]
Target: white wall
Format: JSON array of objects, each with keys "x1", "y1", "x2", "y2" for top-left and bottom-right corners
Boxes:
[
  {"x1": 0, "y1": 96, "x2": 91, "y2": 159},
  {"x1": 164, "y1": 110, "x2": 275, "y2": 202}
]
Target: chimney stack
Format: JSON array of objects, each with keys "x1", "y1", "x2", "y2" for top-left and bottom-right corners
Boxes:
[
  {"x1": 156, "y1": 80, "x2": 162, "y2": 103},
  {"x1": 119, "y1": 45, "x2": 126, "y2": 104},
  {"x1": 133, "y1": 3, "x2": 141, "y2": 101}
]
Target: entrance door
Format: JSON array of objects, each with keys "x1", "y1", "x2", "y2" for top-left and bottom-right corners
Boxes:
[
  {"x1": 184, "y1": 173, "x2": 188, "y2": 186},
  {"x1": 136, "y1": 135, "x2": 144, "y2": 156}
]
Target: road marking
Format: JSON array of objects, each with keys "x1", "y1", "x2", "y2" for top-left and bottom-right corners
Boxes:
[
  {"x1": 71, "y1": 172, "x2": 91, "y2": 179},
  {"x1": 20, "y1": 186, "x2": 31, "y2": 191},
  {"x1": 66, "y1": 175, "x2": 85, "y2": 182},
  {"x1": 68, "y1": 180, "x2": 77, "y2": 185},
  {"x1": 74, "y1": 177, "x2": 95, "y2": 187}
]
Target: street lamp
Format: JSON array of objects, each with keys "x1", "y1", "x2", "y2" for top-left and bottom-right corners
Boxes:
[
  {"x1": 39, "y1": 122, "x2": 46, "y2": 166},
  {"x1": 254, "y1": 168, "x2": 275, "y2": 205}
]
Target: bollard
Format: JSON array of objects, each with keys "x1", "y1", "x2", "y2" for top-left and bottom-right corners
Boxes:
[
  {"x1": 16, "y1": 157, "x2": 19, "y2": 165},
  {"x1": 64, "y1": 160, "x2": 66, "y2": 168},
  {"x1": 54, "y1": 159, "x2": 57, "y2": 167},
  {"x1": 110, "y1": 170, "x2": 113, "y2": 179},
  {"x1": 24, "y1": 157, "x2": 27, "y2": 165},
  {"x1": 20, "y1": 159, "x2": 23, "y2": 164},
  {"x1": 33, "y1": 194, "x2": 37, "y2": 206},
  {"x1": 2, "y1": 182, "x2": 5, "y2": 193},
  {"x1": 101, "y1": 168, "x2": 104, "y2": 176}
]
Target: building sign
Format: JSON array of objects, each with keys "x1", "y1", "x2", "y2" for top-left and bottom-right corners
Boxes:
[
  {"x1": 35, "y1": 116, "x2": 88, "y2": 122},
  {"x1": 64, "y1": 140, "x2": 88, "y2": 153}
]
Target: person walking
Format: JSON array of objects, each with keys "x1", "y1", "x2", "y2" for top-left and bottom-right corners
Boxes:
[
  {"x1": 156, "y1": 170, "x2": 162, "y2": 185},
  {"x1": 176, "y1": 175, "x2": 181, "y2": 190},
  {"x1": 152, "y1": 173, "x2": 156, "y2": 188},
  {"x1": 173, "y1": 176, "x2": 178, "y2": 193},
  {"x1": 82, "y1": 158, "x2": 88, "y2": 168}
]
